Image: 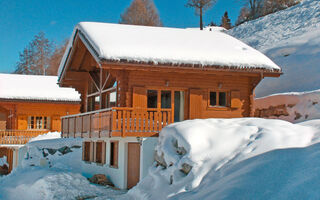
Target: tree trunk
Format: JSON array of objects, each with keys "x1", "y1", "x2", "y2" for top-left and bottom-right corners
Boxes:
[{"x1": 200, "y1": 7, "x2": 203, "y2": 30}]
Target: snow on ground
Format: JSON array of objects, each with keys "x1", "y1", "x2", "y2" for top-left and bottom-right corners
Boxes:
[
  {"x1": 2, "y1": 118, "x2": 320, "y2": 199},
  {"x1": 255, "y1": 89, "x2": 320, "y2": 123},
  {"x1": 228, "y1": 0, "x2": 320, "y2": 97},
  {"x1": 29, "y1": 131, "x2": 61, "y2": 143},
  {"x1": 0, "y1": 137, "x2": 125, "y2": 200},
  {"x1": 0, "y1": 73, "x2": 80, "y2": 101},
  {"x1": 58, "y1": 22, "x2": 280, "y2": 79},
  {"x1": 0, "y1": 156, "x2": 8, "y2": 167},
  {"x1": 124, "y1": 118, "x2": 320, "y2": 199}
]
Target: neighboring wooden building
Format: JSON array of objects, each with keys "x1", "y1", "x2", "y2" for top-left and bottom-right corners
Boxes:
[
  {"x1": 58, "y1": 22, "x2": 281, "y2": 189},
  {"x1": 0, "y1": 73, "x2": 81, "y2": 144}
]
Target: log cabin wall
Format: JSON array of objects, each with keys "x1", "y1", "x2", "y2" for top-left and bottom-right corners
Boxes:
[
  {"x1": 121, "y1": 70, "x2": 258, "y2": 118},
  {"x1": 0, "y1": 101, "x2": 80, "y2": 131}
]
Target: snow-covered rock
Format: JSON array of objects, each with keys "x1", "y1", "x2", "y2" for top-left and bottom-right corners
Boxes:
[
  {"x1": 229, "y1": 0, "x2": 320, "y2": 97},
  {"x1": 124, "y1": 118, "x2": 320, "y2": 199},
  {"x1": 255, "y1": 89, "x2": 320, "y2": 123}
]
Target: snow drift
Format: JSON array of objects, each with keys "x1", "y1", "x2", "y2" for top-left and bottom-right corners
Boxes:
[
  {"x1": 255, "y1": 89, "x2": 320, "y2": 123},
  {"x1": 0, "y1": 137, "x2": 124, "y2": 200},
  {"x1": 229, "y1": 0, "x2": 320, "y2": 97},
  {"x1": 125, "y1": 118, "x2": 320, "y2": 199}
]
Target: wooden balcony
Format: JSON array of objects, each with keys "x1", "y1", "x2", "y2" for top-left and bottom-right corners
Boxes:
[
  {"x1": 0, "y1": 130, "x2": 48, "y2": 144},
  {"x1": 61, "y1": 107, "x2": 173, "y2": 138}
]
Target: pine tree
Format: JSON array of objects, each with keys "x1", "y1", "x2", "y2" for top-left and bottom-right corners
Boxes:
[
  {"x1": 221, "y1": 11, "x2": 232, "y2": 29},
  {"x1": 120, "y1": 0, "x2": 162, "y2": 26},
  {"x1": 14, "y1": 32, "x2": 53, "y2": 75},
  {"x1": 186, "y1": 0, "x2": 217, "y2": 30}
]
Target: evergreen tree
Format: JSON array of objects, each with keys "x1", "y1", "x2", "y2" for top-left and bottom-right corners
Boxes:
[
  {"x1": 221, "y1": 11, "x2": 232, "y2": 29},
  {"x1": 120, "y1": 0, "x2": 162, "y2": 26},
  {"x1": 186, "y1": 0, "x2": 217, "y2": 30}
]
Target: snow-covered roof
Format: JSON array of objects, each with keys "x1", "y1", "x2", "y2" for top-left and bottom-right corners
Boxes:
[
  {"x1": 58, "y1": 22, "x2": 281, "y2": 78},
  {"x1": 0, "y1": 73, "x2": 80, "y2": 102}
]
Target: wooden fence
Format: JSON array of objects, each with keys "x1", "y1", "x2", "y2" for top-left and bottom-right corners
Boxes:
[{"x1": 0, "y1": 130, "x2": 48, "y2": 144}]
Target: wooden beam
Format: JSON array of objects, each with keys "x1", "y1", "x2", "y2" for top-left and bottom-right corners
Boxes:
[
  {"x1": 69, "y1": 40, "x2": 87, "y2": 70},
  {"x1": 89, "y1": 71, "x2": 100, "y2": 92},
  {"x1": 100, "y1": 63, "x2": 281, "y2": 78}
]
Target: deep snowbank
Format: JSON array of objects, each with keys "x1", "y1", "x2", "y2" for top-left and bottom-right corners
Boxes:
[
  {"x1": 125, "y1": 118, "x2": 320, "y2": 199},
  {"x1": 255, "y1": 89, "x2": 320, "y2": 123},
  {"x1": 0, "y1": 137, "x2": 124, "y2": 200},
  {"x1": 229, "y1": 0, "x2": 320, "y2": 97}
]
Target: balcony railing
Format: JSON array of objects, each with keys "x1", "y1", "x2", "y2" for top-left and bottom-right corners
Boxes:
[
  {"x1": 61, "y1": 107, "x2": 173, "y2": 138},
  {"x1": 0, "y1": 130, "x2": 49, "y2": 144}
]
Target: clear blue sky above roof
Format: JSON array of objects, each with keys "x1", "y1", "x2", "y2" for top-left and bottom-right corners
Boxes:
[{"x1": 0, "y1": 0, "x2": 242, "y2": 73}]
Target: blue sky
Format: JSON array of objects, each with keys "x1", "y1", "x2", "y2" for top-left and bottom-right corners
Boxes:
[{"x1": 0, "y1": 0, "x2": 242, "y2": 73}]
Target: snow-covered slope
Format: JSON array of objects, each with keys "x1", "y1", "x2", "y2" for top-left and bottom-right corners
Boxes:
[
  {"x1": 229, "y1": 0, "x2": 320, "y2": 97},
  {"x1": 124, "y1": 118, "x2": 320, "y2": 199}
]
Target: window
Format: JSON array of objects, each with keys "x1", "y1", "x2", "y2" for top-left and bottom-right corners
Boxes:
[
  {"x1": 83, "y1": 142, "x2": 91, "y2": 162},
  {"x1": 110, "y1": 141, "x2": 118, "y2": 168},
  {"x1": 161, "y1": 91, "x2": 171, "y2": 108},
  {"x1": 95, "y1": 141, "x2": 106, "y2": 164},
  {"x1": 147, "y1": 90, "x2": 158, "y2": 108},
  {"x1": 209, "y1": 91, "x2": 228, "y2": 107},
  {"x1": 27, "y1": 116, "x2": 50, "y2": 129}
]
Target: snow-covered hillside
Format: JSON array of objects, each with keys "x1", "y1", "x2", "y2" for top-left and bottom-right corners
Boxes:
[
  {"x1": 123, "y1": 118, "x2": 320, "y2": 199},
  {"x1": 229, "y1": 0, "x2": 320, "y2": 97}
]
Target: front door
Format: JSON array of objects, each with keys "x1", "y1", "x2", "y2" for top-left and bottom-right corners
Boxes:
[{"x1": 127, "y1": 143, "x2": 140, "y2": 189}]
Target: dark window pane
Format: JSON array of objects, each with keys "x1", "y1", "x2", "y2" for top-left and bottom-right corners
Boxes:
[
  {"x1": 219, "y1": 92, "x2": 226, "y2": 106},
  {"x1": 147, "y1": 90, "x2": 158, "y2": 108},
  {"x1": 210, "y1": 92, "x2": 217, "y2": 106},
  {"x1": 44, "y1": 117, "x2": 47, "y2": 129},
  {"x1": 31, "y1": 116, "x2": 34, "y2": 129},
  {"x1": 161, "y1": 91, "x2": 171, "y2": 108}
]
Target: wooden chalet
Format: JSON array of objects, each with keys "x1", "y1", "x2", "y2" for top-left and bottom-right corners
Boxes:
[
  {"x1": 0, "y1": 74, "x2": 80, "y2": 145},
  {"x1": 58, "y1": 22, "x2": 282, "y2": 189}
]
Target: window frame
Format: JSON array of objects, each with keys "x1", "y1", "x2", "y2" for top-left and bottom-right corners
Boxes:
[
  {"x1": 27, "y1": 115, "x2": 50, "y2": 130},
  {"x1": 109, "y1": 140, "x2": 119, "y2": 168},
  {"x1": 83, "y1": 141, "x2": 91, "y2": 162},
  {"x1": 208, "y1": 90, "x2": 230, "y2": 110}
]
